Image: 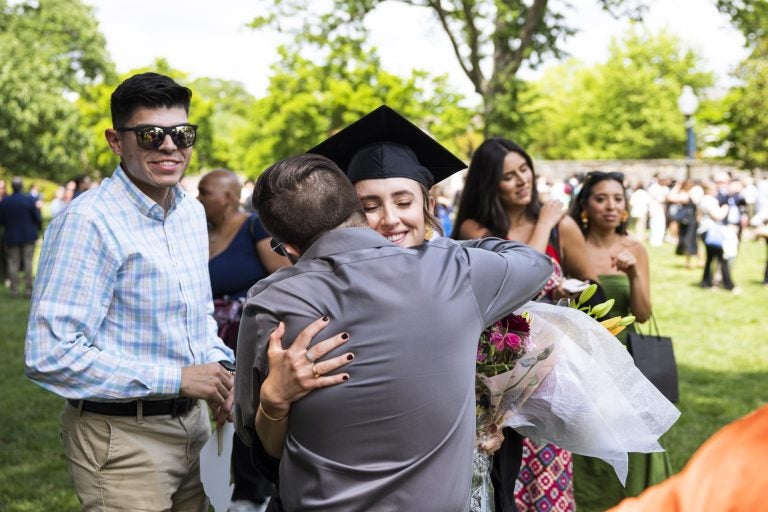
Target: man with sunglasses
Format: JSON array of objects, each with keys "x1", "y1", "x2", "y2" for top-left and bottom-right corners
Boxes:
[{"x1": 25, "y1": 72, "x2": 235, "y2": 511}]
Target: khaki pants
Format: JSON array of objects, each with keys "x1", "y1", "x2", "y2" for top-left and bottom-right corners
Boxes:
[
  {"x1": 61, "y1": 401, "x2": 210, "y2": 512},
  {"x1": 6, "y1": 242, "x2": 35, "y2": 295}
]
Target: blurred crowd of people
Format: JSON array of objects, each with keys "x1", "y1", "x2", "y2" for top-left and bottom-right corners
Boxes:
[
  {"x1": 5, "y1": 166, "x2": 767, "y2": 303},
  {"x1": 0, "y1": 174, "x2": 97, "y2": 298},
  {"x1": 434, "y1": 169, "x2": 768, "y2": 294}
]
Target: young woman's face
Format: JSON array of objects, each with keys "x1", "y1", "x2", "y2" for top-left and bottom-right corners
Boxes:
[
  {"x1": 586, "y1": 179, "x2": 626, "y2": 230},
  {"x1": 355, "y1": 177, "x2": 429, "y2": 248},
  {"x1": 497, "y1": 151, "x2": 533, "y2": 208}
]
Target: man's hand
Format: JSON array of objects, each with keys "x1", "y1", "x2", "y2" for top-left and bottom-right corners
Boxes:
[
  {"x1": 180, "y1": 362, "x2": 233, "y2": 410},
  {"x1": 212, "y1": 389, "x2": 235, "y2": 427}
]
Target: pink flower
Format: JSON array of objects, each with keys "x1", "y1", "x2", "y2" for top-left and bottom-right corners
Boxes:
[
  {"x1": 503, "y1": 332, "x2": 522, "y2": 350},
  {"x1": 476, "y1": 347, "x2": 487, "y2": 362},
  {"x1": 489, "y1": 331, "x2": 504, "y2": 351}
]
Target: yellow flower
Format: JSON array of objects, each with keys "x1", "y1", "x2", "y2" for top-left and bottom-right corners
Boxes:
[
  {"x1": 600, "y1": 316, "x2": 623, "y2": 331},
  {"x1": 608, "y1": 324, "x2": 626, "y2": 336}
]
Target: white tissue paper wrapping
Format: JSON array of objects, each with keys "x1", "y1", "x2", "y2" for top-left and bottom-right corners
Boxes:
[{"x1": 502, "y1": 301, "x2": 681, "y2": 484}]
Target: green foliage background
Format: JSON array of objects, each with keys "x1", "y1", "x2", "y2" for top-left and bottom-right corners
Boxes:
[{"x1": 2, "y1": 0, "x2": 768, "y2": 177}]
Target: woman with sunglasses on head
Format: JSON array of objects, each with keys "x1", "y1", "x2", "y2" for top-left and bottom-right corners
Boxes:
[
  {"x1": 452, "y1": 137, "x2": 601, "y2": 512},
  {"x1": 568, "y1": 171, "x2": 673, "y2": 511},
  {"x1": 198, "y1": 168, "x2": 290, "y2": 512}
]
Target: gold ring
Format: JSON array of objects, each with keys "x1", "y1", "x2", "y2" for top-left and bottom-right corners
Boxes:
[
  {"x1": 312, "y1": 365, "x2": 320, "y2": 379},
  {"x1": 305, "y1": 350, "x2": 316, "y2": 363}
]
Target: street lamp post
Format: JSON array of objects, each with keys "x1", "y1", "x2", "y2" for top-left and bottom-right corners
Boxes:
[{"x1": 677, "y1": 85, "x2": 699, "y2": 180}]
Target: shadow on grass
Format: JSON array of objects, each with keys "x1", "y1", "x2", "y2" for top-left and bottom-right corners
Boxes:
[{"x1": 662, "y1": 362, "x2": 767, "y2": 472}]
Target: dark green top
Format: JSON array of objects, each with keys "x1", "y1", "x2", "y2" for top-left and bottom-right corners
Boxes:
[
  {"x1": 573, "y1": 273, "x2": 674, "y2": 511},
  {"x1": 599, "y1": 274, "x2": 633, "y2": 344}
]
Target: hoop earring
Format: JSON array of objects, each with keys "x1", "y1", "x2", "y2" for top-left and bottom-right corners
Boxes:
[
  {"x1": 425, "y1": 224, "x2": 433, "y2": 241},
  {"x1": 580, "y1": 211, "x2": 589, "y2": 228},
  {"x1": 620, "y1": 211, "x2": 629, "y2": 223}
]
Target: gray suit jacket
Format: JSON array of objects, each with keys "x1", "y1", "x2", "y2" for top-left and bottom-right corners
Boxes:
[{"x1": 235, "y1": 228, "x2": 552, "y2": 512}]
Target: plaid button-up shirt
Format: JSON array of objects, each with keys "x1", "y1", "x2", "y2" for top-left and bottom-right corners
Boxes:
[{"x1": 25, "y1": 165, "x2": 233, "y2": 401}]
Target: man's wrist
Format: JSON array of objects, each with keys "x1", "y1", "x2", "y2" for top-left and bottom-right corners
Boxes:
[{"x1": 218, "y1": 360, "x2": 236, "y2": 374}]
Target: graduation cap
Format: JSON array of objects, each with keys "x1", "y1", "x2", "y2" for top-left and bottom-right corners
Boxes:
[{"x1": 308, "y1": 105, "x2": 466, "y2": 189}]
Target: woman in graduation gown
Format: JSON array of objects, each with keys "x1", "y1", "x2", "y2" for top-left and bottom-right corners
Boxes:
[{"x1": 245, "y1": 106, "x2": 513, "y2": 511}]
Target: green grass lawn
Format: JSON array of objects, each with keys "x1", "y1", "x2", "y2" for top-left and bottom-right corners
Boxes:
[{"x1": 1, "y1": 239, "x2": 766, "y2": 511}]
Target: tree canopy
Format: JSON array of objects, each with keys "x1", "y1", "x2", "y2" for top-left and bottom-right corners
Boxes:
[
  {"x1": 524, "y1": 29, "x2": 713, "y2": 160},
  {"x1": 1, "y1": 0, "x2": 764, "y2": 184},
  {"x1": 248, "y1": 0, "x2": 648, "y2": 134},
  {"x1": 0, "y1": 0, "x2": 113, "y2": 182},
  {"x1": 716, "y1": 0, "x2": 768, "y2": 45},
  {"x1": 234, "y1": 43, "x2": 474, "y2": 177},
  {"x1": 723, "y1": 39, "x2": 768, "y2": 169}
]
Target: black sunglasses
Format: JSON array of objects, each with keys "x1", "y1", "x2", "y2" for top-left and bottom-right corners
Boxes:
[
  {"x1": 586, "y1": 171, "x2": 625, "y2": 182},
  {"x1": 117, "y1": 124, "x2": 198, "y2": 150},
  {"x1": 270, "y1": 238, "x2": 289, "y2": 258}
]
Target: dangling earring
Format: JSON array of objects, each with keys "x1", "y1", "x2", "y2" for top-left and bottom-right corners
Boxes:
[
  {"x1": 620, "y1": 211, "x2": 629, "y2": 223},
  {"x1": 424, "y1": 224, "x2": 433, "y2": 241},
  {"x1": 580, "y1": 211, "x2": 589, "y2": 228}
]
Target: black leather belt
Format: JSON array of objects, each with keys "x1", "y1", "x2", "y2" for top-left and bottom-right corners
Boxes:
[{"x1": 67, "y1": 397, "x2": 196, "y2": 417}]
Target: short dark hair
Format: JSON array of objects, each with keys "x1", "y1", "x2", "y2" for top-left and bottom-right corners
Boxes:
[
  {"x1": 253, "y1": 154, "x2": 367, "y2": 252},
  {"x1": 110, "y1": 72, "x2": 192, "y2": 128},
  {"x1": 452, "y1": 137, "x2": 539, "y2": 239}
]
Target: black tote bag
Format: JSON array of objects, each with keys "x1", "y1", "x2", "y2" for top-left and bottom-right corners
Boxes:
[{"x1": 626, "y1": 315, "x2": 679, "y2": 403}]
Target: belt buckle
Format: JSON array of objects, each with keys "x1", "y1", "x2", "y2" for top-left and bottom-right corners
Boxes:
[{"x1": 171, "y1": 397, "x2": 191, "y2": 417}]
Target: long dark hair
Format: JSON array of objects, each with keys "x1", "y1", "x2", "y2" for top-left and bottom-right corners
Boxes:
[
  {"x1": 569, "y1": 172, "x2": 629, "y2": 236},
  {"x1": 451, "y1": 138, "x2": 540, "y2": 239}
]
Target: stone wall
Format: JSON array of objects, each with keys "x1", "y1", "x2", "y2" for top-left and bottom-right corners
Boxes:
[{"x1": 535, "y1": 159, "x2": 741, "y2": 184}]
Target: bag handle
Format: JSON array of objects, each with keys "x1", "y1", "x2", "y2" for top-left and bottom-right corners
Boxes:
[{"x1": 642, "y1": 313, "x2": 662, "y2": 338}]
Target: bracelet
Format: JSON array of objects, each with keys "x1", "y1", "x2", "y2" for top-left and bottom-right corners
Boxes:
[{"x1": 258, "y1": 403, "x2": 289, "y2": 422}]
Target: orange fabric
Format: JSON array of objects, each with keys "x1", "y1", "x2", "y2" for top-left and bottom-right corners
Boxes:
[{"x1": 608, "y1": 405, "x2": 768, "y2": 512}]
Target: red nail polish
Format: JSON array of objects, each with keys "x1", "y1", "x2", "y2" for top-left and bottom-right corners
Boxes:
[
  {"x1": 347, "y1": 354, "x2": 354, "y2": 361},
  {"x1": 341, "y1": 332, "x2": 349, "y2": 340},
  {"x1": 322, "y1": 316, "x2": 330, "y2": 322},
  {"x1": 342, "y1": 375, "x2": 349, "y2": 381}
]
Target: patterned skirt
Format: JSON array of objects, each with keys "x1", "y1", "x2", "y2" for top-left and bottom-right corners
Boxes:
[{"x1": 514, "y1": 439, "x2": 574, "y2": 511}]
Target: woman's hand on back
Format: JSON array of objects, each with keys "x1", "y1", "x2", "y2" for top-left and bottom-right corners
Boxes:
[{"x1": 259, "y1": 317, "x2": 353, "y2": 418}]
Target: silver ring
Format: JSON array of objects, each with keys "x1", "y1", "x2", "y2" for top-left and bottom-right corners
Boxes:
[{"x1": 305, "y1": 350, "x2": 316, "y2": 363}]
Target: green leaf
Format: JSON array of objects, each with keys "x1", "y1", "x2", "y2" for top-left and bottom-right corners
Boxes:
[
  {"x1": 619, "y1": 315, "x2": 636, "y2": 326},
  {"x1": 577, "y1": 283, "x2": 597, "y2": 306},
  {"x1": 590, "y1": 299, "x2": 615, "y2": 318}
]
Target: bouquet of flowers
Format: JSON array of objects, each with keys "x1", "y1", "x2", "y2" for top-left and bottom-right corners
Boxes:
[
  {"x1": 474, "y1": 312, "x2": 555, "y2": 441},
  {"x1": 503, "y1": 289, "x2": 680, "y2": 484},
  {"x1": 471, "y1": 312, "x2": 556, "y2": 512},
  {"x1": 470, "y1": 286, "x2": 680, "y2": 511}
]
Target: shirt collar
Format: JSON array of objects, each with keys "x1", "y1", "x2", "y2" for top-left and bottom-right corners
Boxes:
[
  {"x1": 113, "y1": 165, "x2": 186, "y2": 220},
  {"x1": 300, "y1": 227, "x2": 395, "y2": 261}
]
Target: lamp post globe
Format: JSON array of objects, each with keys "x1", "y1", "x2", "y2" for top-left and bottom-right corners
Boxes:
[{"x1": 677, "y1": 85, "x2": 699, "y2": 178}]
